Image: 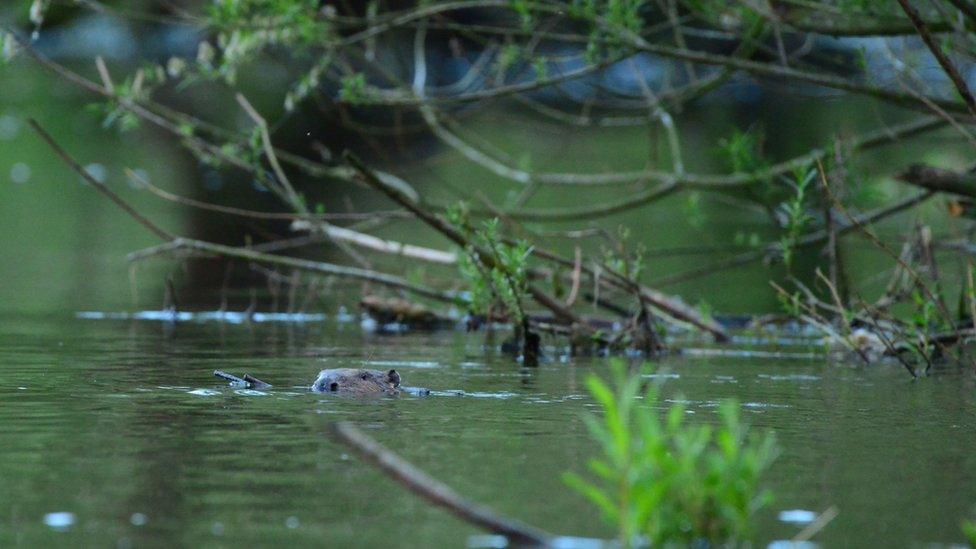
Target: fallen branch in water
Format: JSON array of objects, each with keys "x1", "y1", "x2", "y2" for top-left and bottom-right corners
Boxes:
[
  {"x1": 214, "y1": 370, "x2": 272, "y2": 390},
  {"x1": 329, "y1": 421, "x2": 554, "y2": 547},
  {"x1": 528, "y1": 247, "x2": 728, "y2": 341},
  {"x1": 360, "y1": 295, "x2": 457, "y2": 328}
]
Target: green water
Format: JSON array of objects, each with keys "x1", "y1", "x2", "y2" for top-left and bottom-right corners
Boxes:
[{"x1": 2, "y1": 313, "x2": 975, "y2": 547}]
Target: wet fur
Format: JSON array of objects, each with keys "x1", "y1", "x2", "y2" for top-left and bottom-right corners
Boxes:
[{"x1": 311, "y1": 368, "x2": 401, "y2": 396}]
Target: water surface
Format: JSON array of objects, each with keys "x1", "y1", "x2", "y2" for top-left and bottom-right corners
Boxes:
[{"x1": 2, "y1": 313, "x2": 975, "y2": 547}]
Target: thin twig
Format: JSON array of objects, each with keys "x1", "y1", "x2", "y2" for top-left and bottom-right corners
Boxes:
[
  {"x1": 792, "y1": 506, "x2": 839, "y2": 542},
  {"x1": 896, "y1": 0, "x2": 976, "y2": 116},
  {"x1": 127, "y1": 238, "x2": 460, "y2": 304},
  {"x1": 235, "y1": 93, "x2": 305, "y2": 209},
  {"x1": 124, "y1": 169, "x2": 408, "y2": 221},
  {"x1": 27, "y1": 119, "x2": 174, "y2": 241}
]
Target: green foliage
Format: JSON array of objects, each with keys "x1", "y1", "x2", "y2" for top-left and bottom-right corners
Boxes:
[
  {"x1": 497, "y1": 43, "x2": 523, "y2": 74},
  {"x1": 604, "y1": 0, "x2": 648, "y2": 35},
  {"x1": 202, "y1": 0, "x2": 333, "y2": 83},
  {"x1": 568, "y1": 0, "x2": 647, "y2": 31},
  {"x1": 285, "y1": 53, "x2": 335, "y2": 111},
  {"x1": 911, "y1": 289, "x2": 938, "y2": 331},
  {"x1": 696, "y1": 299, "x2": 714, "y2": 324},
  {"x1": 908, "y1": 289, "x2": 949, "y2": 364},
  {"x1": 509, "y1": 0, "x2": 535, "y2": 30},
  {"x1": 339, "y1": 73, "x2": 369, "y2": 105},
  {"x1": 777, "y1": 290, "x2": 802, "y2": 317},
  {"x1": 88, "y1": 69, "x2": 160, "y2": 133},
  {"x1": 568, "y1": 0, "x2": 648, "y2": 59},
  {"x1": 718, "y1": 128, "x2": 766, "y2": 174},
  {"x1": 532, "y1": 56, "x2": 549, "y2": 80},
  {"x1": 776, "y1": 166, "x2": 817, "y2": 270},
  {"x1": 448, "y1": 208, "x2": 532, "y2": 323},
  {"x1": 602, "y1": 227, "x2": 645, "y2": 280},
  {"x1": 564, "y1": 360, "x2": 777, "y2": 546},
  {"x1": 962, "y1": 517, "x2": 976, "y2": 545}
]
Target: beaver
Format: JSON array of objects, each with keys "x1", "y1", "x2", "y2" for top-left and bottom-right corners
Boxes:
[{"x1": 311, "y1": 368, "x2": 401, "y2": 396}]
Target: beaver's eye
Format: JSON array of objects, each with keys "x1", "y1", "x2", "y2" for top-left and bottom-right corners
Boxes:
[
  {"x1": 330, "y1": 382, "x2": 339, "y2": 391},
  {"x1": 360, "y1": 372, "x2": 370, "y2": 380}
]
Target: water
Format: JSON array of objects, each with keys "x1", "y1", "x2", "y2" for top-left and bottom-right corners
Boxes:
[{"x1": 2, "y1": 313, "x2": 975, "y2": 547}]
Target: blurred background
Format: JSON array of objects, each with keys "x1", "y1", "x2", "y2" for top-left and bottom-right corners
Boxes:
[{"x1": 0, "y1": 1, "x2": 968, "y2": 317}]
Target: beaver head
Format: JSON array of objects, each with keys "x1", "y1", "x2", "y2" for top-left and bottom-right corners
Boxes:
[{"x1": 311, "y1": 368, "x2": 401, "y2": 395}]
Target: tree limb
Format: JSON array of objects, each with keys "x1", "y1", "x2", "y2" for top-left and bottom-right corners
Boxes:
[
  {"x1": 898, "y1": 164, "x2": 976, "y2": 198},
  {"x1": 330, "y1": 421, "x2": 553, "y2": 547}
]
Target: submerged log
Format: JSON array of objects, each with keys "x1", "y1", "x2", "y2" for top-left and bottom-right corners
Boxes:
[{"x1": 360, "y1": 295, "x2": 457, "y2": 329}]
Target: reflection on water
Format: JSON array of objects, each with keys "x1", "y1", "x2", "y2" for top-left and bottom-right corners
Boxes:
[{"x1": 1, "y1": 314, "x2": 976, "y2": 547}]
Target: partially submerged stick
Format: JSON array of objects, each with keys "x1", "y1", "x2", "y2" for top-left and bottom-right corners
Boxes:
[
  {"x1": 527, "y1": 247, "x2": 728, "y2": 341},
  {"x1": 214, "y1": 370, "x2": 272, "y2": 390},
  {"x1": 330, "y1": 421, "x2": 553, "y2": 547}
]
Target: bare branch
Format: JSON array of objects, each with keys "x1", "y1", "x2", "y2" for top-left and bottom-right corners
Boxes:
[
  {"x1": 27, "y1": 119, "x2": 174, "y2": 242},
  {"x1": 895, "y1": 0, "x2": 976, "y2": 116},
  {"x1": 128, "y1": 238, "x2": 460, "y2": 304},
  {"x1": 898, "y1": 164, "x2": 976, "y2": 198},
  {"x1": 329, "y1": 422, "x2": 553, "y2": 547}
]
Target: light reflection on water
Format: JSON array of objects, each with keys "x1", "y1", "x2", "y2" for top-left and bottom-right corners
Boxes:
[{"x1": 1, "y1": 314, "x2": 975, "y2": 547}]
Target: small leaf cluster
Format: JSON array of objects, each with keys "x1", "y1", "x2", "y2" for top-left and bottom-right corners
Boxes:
[
  {"x1": 204, "y1": 0, "x2": 334, "y2": 83},
  {"x1": 963, "y1": 517, "x2": 976, "y2": 546},
  {"x1": 776, "y1": 166, "x2": 817, "y2": 270},
  {"x1": 339, "y1": 73, "x2": 369, "y2": 105},
  {"x1": 564, "y1": 360, "x2": 777, "y2": 547},
  {"x1": 565, "y1": 0, "x2": 649, "y2": 60},
  {"x1": 449, "y1": 208, "x2": 532, "y2": 323},
  {"x1": 602, "y1": 227, "x2": 646, "y2": 280},
  {"x1": 88, "y1": 67, "x2": 164, "y2": 133},
  {"x1": 718, "y1": 127, "x2": 766, "y2": 174}
]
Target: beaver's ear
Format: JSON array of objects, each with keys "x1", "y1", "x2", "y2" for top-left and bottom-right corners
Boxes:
[{"x1": 387, "y1": 369, "x2": 401, "y2": 387}]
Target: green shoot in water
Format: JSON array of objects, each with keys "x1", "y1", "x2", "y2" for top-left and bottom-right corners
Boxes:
[{"x1": 564, "y1": 360, "x2": 777, "y2": 547}]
